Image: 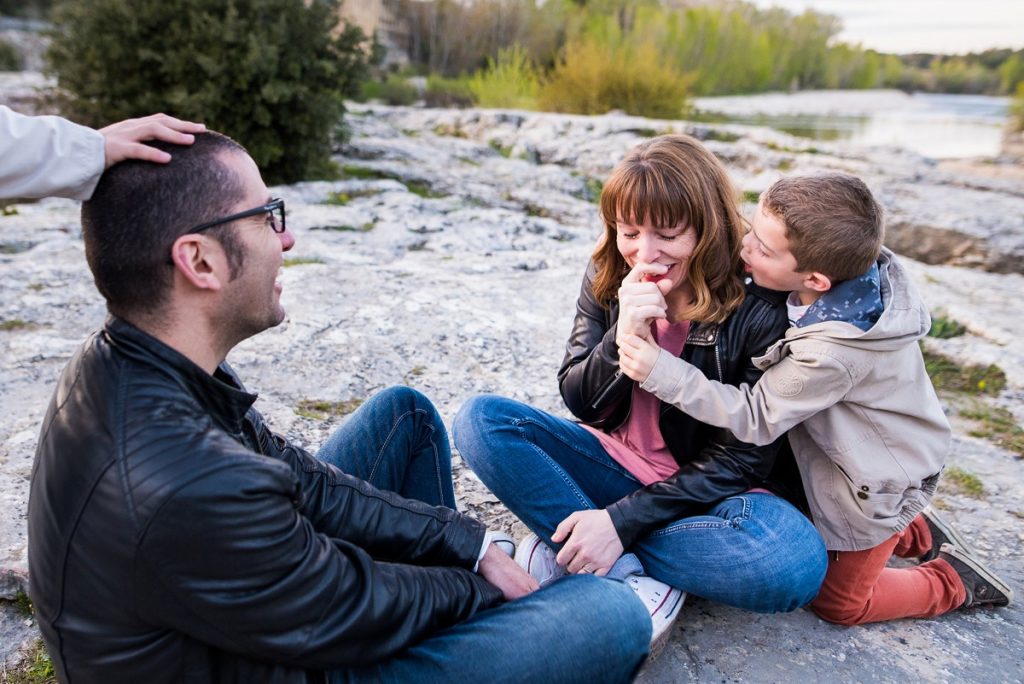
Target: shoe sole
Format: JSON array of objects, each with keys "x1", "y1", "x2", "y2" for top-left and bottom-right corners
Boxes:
[
  {"x1": 647, "y1": 590, "x2": 686, "y2": 662},
  {"x1": 941, "y1": 544, "x2": 1014, "y2": 606},
  {"x1": 923, "y1": 507, "x2": 977, "y2": 560}
]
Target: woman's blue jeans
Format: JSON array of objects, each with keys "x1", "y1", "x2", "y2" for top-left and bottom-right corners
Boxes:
[
  {"x1": 318, "y1": 386, "x2": 650, "y2": 683},
  {"x1": 453, "y1": 394, "x2": 828, "y2": 613}
]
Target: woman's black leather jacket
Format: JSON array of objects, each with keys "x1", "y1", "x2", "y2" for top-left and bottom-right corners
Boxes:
[{"x1": 558, "y1": 261, "x2": 805, "y2": 548}]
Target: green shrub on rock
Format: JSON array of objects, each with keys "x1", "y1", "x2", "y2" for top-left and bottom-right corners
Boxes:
[
  {"x1": 0, "y1": 37, "x2": 21, "y2": 71},
  {"x1": 47, "y1": 0, "x2": 370, "y2": 184}
]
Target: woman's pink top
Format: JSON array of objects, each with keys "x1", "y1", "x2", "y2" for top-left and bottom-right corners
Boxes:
[{"x1": 581, "y1": 319, "x2": 690, "y2": 485}]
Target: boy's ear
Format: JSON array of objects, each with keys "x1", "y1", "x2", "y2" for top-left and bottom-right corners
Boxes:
[
  {"x1": 170, "y1": 234, "x2": 226, "y2": 292},
  {"x1": 802, "y1": 271, "x2": 832, "y2": 294}
]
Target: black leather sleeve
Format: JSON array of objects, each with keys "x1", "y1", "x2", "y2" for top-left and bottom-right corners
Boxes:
[
  {"x1": 137, "y1": 434, "x2": 502, "y2": 668},
  {"x1": 557, "y1": 261, "x2": 632, "y2": 428},
  {"x1": 607, "y1": 287, "x2": 793, "y2": 547}
]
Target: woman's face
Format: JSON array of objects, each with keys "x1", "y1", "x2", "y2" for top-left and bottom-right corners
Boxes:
[{"x1": 615, "y1": 215, "x2": 698, "y2": 296}]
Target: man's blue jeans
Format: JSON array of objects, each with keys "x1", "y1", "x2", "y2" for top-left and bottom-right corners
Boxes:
[
  {"x1": 453, "y1": 394, "x2": 828, "y2": 614},
  {"x1": 318, "y1": 386, "x2": 650, "y2": 683}
]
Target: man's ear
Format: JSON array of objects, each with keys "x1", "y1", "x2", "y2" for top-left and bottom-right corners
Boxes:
[
  {"x1": 802, "y1": 271, "x2": 832, "y2": 294},
  {"x1": 169, "y1": 234, "x2": 225, "y2": 292}
]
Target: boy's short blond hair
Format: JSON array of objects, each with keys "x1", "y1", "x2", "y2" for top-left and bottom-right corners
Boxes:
[{"x1": 762, "y1": 173, "x2": 884, "y2": 282}]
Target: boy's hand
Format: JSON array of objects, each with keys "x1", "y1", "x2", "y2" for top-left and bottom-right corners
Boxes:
[
  {"x1": 619, "y1": 333, "x2": 660, "y2": 383},
  {"x1": 100, "y1": 113, "x2": 206, "y2": 167}
]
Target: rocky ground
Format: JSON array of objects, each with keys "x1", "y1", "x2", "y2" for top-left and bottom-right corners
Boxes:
[{"x1": 1, "y1": 98, "x2": 1022, "y2": 681}]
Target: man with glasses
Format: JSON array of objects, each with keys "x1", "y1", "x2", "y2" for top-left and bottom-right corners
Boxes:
[{"x1": 27, "y1": 131, "x2": 649, "y2": 684}]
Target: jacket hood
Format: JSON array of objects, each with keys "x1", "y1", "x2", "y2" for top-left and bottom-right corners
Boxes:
[{"x1": 784, "y1": 248, "x2": 931, "y2": 353}]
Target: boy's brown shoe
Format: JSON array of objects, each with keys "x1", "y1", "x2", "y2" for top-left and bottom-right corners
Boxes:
[
  {"x1": 938, "y1": 543, "x2": 1013, "y2": 609},
  {"x1": 919, "y1": 506, "x2": 976, "y2": 562}
]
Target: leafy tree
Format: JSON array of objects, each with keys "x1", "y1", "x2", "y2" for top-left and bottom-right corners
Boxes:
[{"x1": 47, "y1": 0, "x2": 370, "y2": 184}]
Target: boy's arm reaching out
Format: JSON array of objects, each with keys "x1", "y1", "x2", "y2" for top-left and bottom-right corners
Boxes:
[{"x1": 622, "y1": 333, "x2": 855, "y2": 445}]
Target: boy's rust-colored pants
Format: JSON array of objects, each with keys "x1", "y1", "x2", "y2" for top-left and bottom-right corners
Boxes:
[{"x1": 810, "y1": 514, "x2": 966, "y2": 625}]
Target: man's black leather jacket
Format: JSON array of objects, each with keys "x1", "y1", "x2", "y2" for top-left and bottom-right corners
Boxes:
[
  {"x1": 558, "y1": 262, "x2": 806, "y2": 548},
  {"x1": 28, "y1": 317, "x2": 502, "y2": 684}
]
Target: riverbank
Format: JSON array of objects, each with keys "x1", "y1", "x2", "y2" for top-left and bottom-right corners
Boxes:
[{"x1": 1, "y1": 101, "x2": 1021, "y2": 681}]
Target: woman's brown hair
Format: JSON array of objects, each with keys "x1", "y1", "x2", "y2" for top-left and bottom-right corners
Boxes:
[{"x1": 592, "y1": 134, "x2": 746, "y2": 324}]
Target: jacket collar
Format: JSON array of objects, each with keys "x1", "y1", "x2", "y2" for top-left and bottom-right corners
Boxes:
[{"x1": 103, "y1": 316, "x2": 258, "y2": 432}]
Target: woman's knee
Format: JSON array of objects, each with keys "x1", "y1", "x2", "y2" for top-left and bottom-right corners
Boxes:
[{"x1": 452, "y1": 395, "x2": 517, "y2": 454}]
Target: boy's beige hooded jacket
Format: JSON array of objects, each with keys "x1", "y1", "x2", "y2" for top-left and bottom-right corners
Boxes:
[{"x1": 640, "y1": 249, "x2": 950, "y2": 551}]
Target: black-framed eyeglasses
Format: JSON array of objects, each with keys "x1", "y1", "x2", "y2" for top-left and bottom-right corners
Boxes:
[{"x1": 186, "y1": 197, "x2": 286, "y2": 235}]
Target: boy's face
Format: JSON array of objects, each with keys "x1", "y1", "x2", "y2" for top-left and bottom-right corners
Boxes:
[{"x1": 741, "y1": 201, "x2": 816, "y2": 299}]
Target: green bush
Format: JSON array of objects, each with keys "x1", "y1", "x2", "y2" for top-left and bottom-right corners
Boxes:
[
  {"x1": 468, "y1": 44, "x2": 540, "y2": 110},
  {"x1": 360, "y1": 74, "x2": 419, "y2": 106},
  {"x1": 1011, "y1": 82, "x2": 1024, "y2": 133},
  {"x1": 47, "y1": 0, "x2": 370, "y2": 184},
  {"x1": 539, "y1": 36, "x2": 690, "y2": 118},
  {"x1": 0, "y1": 38, "x2": 21, "y2": 71},
  {"x1": 424, "y1": 74, "x2": 473, "y2": 108}
]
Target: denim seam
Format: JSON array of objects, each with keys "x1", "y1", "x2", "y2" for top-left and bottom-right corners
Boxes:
[
  {"x1": 514, "y1": 422, "x2": 593, "y2": 510},
  {"x1": 649, "y1": 494, "x2": 754, "y2": 536},
  {"x1": 368, "y1": 407, "x2": 447, "y2": 506},
  {"x1": 511, "y1": 417, "x2": 640, "y2": 484}
]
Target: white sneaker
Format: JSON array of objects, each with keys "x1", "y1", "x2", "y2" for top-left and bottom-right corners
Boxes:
[
  {"x1": 487, "y1": 531, "x2": 516, "y2": 558},
  {"x1": 514, "y1": 533, "x2": 567, "y2": 587},
  {"x1": 626, "y1": 574, "x2": 685, "y2": 658}
]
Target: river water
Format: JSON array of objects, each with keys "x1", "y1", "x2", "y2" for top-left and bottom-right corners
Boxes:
[{"x1": 693, "y1": 89, "x2": 1012, "y2": 159}]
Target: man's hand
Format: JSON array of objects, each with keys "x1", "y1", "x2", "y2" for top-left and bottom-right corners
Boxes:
[
  {"x1": 616, "y1": 262, "x2": 673, "y2": 347},
  {"x1": 100, "y1": 113, "x2": 206, "y2": 168},
  {"x1": 619, "y1": 333, "x2": 661, "y2": 384},
  {"x1": 478, "y1": 542, "x2": 539, "y2": 601},
  {"x1": 552, "y1": 509, "x2": 624, "y2": 577}
]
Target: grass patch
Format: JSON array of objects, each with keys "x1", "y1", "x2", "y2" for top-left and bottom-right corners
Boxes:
[
  {"x1": 406, "y1": 180, "x2": 446, "y2": 199},
  {"x1": 765, "y1": 141, "x2": 822, "y2": 155},
  {"x1": 433, "y1": 123, "x2": 468, "y2": 139},
  {"x1": 5, "y1": 640, "x2": 56, "y2": 684},
  {"x1": 776, "y1": 158, "x2": 794, "y2": 171},
  {"x1": 282, "y1": 257, "x2": 324, "y2": 267},
  {"x1": 627, "y1": 127, "x2": 660, "y2": 138},
  {"x1": 14, "y1": 589, "x2": 33, "y2": 617},
  {"x1": 323, "y1": 188, "x2": 381, "y2": 205},
  {"x1": 702, "y1": 129, "x2": 741, "y2": 143},
  {"x1": 574, "y1": 176, "x2": 603, "y2": 203},
  {"x1": 294, "y1": 398, "x2": 364, "y2": 421},
  {"x1": 2, "y1": 204, "x2": 19, "y2": 216},
  {"x1": 488, "y1": 139, "x2": 513, "y2": 158},
  {"x1": 311, "y1": 223, "x2": 375, "y2": 232},
  {"x1": 922, "y1": 347, "x2": 1006, "y2": 395},
  {"x1": 941, "y1": 465, "x2": 986, "y2": 499},
  {"x1": 0, "y1": 319, "x2": 32, "y2": 331},
  {"x1": 0, "y1": 241, "x2": 35, "y2": 255},
  {"x1": 928, "y1": 313, "x2": 967, "y2": 339},
  {"x1": 742, "y1": 190, "x2": 761, "y2": 204},
  {"x1": 960, "y1": 403, "x2": 1024, "y2": 457}
]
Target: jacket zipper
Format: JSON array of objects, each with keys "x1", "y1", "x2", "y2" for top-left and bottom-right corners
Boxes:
[
  {"x1": 714, "y1": 341, "x2": 724, "y2": 382},
  {"x1": 590, "y1": 370, "x2": 626, "y2": 410}
]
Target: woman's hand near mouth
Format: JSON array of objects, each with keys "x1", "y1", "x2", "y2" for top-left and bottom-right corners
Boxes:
[{"x1": 616, "y1": 262, "x2": 673, "y2": 348}]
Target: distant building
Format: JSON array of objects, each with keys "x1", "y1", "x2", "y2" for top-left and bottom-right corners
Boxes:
[{"x1": 339, "y1": 0, "x2": 409, "y2": 68}]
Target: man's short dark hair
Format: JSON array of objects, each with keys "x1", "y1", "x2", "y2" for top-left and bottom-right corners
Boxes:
[{"x1": 82, "y1": 131, "x2": 249, "y2": 321}]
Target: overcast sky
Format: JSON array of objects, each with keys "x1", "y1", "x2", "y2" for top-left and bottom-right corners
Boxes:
[{"x1": 746, "y1": 0, "x2": 1024, "y2": 54}]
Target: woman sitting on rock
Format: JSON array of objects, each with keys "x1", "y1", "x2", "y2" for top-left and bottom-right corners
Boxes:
[{"x1": 453, "y1": 134, "x2": 827, "y2": 651}]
